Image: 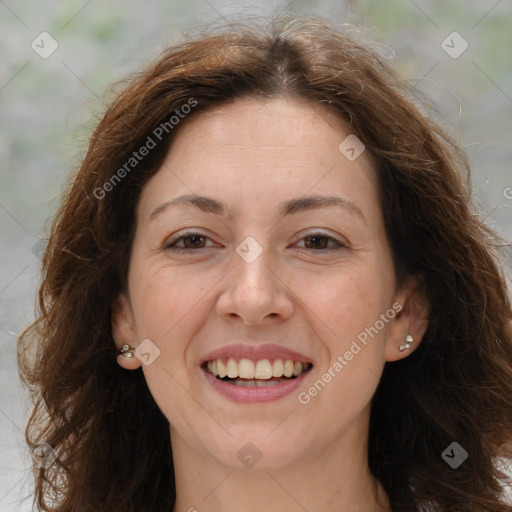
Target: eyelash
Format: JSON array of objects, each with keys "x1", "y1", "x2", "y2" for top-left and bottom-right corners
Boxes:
[{"x1": 164, "y1": 230, "x2": 346, "y2": 253}]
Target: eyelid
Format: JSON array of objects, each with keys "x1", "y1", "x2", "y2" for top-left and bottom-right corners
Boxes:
[
  {"x1": 163, "y1": 229, "x2": 347, "y2": 252},
  {"x1": 163, "y1": 229, "x2": 220, "y2": 250},
  {"x1": 292, "y1": 230, "x2": 347, "y2": 250}
]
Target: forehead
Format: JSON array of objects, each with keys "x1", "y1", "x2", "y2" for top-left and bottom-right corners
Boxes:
[
  {"x1": 136, "y1": 96, "x2": 379, "y2": 220},
  {"x1": 171, "y1": 95, "x2": 354, "y2": 154}
]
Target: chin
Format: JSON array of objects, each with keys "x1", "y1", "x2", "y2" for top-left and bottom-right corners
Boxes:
[{"x1": 200, "y1": 426, "x2": 309, "y2": 470}]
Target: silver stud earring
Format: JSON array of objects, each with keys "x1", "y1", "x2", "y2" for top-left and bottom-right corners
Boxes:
[
  {"x1": 119, "y1": 344, "x2": 135, "y2": 358},
  {"x1": 399, "y1": 334, "x2": 414, "y2": 352}
]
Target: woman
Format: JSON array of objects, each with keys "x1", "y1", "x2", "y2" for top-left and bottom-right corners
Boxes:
[{"x1": 18, "y1": 14, "x2": 512, "y2": 512}]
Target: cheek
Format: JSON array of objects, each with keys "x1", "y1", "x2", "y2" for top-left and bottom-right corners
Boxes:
[
  {"x1": 298, "y1": 271, "x2": 391, "y2": 439},
  {"x1": 314, "y1": 263, "x2": 394, "y2": 400},
  {"x1": 129, "y1": 260, "x2": 212, "y2": 339},
  {"x1": 303, "y1": 265, "x2": 391, "y2": 349},
  {"x1": 127, "y1": 263, "x2": 217, "y2": 430},
  {"x1": 127, "y1": 259, "x2": 226, "y2": 396}
]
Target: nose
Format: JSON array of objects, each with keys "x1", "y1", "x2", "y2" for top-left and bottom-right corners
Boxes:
[{"x1": 215, "y1": 243, "x2": 295, "y2": 326}]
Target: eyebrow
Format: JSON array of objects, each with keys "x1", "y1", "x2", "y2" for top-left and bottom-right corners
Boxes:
[{"x1": 149, "y1": 194, "x2": 366, "y2": 224}]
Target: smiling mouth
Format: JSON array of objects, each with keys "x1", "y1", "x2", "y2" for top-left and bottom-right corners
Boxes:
[{"x1": 202, "y1": 358, "x2": 313, "y2": 387}]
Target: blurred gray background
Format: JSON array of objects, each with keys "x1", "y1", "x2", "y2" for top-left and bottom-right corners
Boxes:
[{"x1": 1, "y1": 1, "x2": 511, "y2": 510}]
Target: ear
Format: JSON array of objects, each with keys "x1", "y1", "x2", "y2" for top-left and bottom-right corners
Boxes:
[
  {"x1": 385, "y1": 275, "x2": 430, "y2": 362},
  {"x1": 111, "y1": 294, "x2": 141, "y2": 370}
]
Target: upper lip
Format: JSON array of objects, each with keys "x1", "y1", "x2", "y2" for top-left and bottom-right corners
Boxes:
[{"x1": 201, "y1": 344, "x2": 313, "y2": 365}]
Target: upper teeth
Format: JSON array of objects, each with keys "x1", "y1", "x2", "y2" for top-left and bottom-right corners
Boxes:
[{"x1": 205, "y1": 358, "x2": 310, "y2": 379}]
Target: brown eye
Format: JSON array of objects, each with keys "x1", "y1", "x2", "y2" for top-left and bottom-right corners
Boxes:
[
  {"x1": 181, "y1": 235, "x2": 207, "y2": 249},
  {"x1": 304, "y1": 235, "x2": 329, "y2": 249},
  {"x1": 165, "y1": 232, "x2": 217, "y2": 252},
  {"x1": 299, "y1": 234, "x2": 344, "y2": 251}
]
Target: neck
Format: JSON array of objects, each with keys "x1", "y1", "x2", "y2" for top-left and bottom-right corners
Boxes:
[{"x1": 170, "y1": 418, "x2": 391, "y2": 512}]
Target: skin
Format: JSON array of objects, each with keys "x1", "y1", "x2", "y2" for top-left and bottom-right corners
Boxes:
[{"x1": 112, "y1": 96, "x2": 429, "y2": 512}]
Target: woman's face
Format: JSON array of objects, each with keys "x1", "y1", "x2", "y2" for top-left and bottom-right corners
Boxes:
[{"x1": 113, "y1": 96, "x2": 416, "y2": 470}]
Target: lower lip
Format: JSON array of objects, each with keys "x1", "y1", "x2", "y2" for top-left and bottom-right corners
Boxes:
[{"x1": 201, "y1": 367, "x2": 312, "y2": 403}]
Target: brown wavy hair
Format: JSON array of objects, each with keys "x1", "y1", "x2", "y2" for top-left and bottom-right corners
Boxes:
[{"x1": 18, "y1": 14, "x2": 512, "y2": 512}]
